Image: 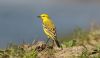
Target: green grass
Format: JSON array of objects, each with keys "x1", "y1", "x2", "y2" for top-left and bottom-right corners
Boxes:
[
  {"x1": 1, "y1": 26, "x2": 100, "y2": 58},
  {"x1": 61, "y1": 26, "x2": 100, "y2": 58},
  {"x1": 0, "y1": 43, "x2": 37, "y2": 58}
]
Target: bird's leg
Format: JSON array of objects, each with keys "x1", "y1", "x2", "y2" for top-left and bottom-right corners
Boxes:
[
  {"x1": 46, "y1": 38, "x2": 50, "y2": 44},
  {"x1": 52, "y1": 40, "x2": 54, "y2": 48}
]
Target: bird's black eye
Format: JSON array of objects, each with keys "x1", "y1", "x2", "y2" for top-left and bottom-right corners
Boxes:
[{"x1": 42, "y1": 16, "x2": 45, "y2": 17}]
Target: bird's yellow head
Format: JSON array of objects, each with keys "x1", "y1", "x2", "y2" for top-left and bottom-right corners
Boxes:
[{"x1": 37, "y1": 13, "x2": 50, "y2": 20}]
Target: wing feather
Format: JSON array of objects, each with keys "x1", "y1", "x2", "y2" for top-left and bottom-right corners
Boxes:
[{"x1": 42, "y1": 21, "x2": 57, "y2": 39}]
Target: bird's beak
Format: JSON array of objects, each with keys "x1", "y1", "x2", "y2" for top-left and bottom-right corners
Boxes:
[{"x1": 37, "y1": 16, "x2": 41, "y2": 18}]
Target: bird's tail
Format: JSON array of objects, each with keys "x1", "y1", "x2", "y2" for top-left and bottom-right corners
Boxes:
[{"x1": 54, "y1": 39, "x2": 60, "y2": 48}]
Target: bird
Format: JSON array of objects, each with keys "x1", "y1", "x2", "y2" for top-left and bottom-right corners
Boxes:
[{"x1": 37, "y1": 13, "x2": 61, "y2": 48}]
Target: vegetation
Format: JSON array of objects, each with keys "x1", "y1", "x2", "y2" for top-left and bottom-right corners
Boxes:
[
  {"x1": 0, "y1": 24, "x2": 100, "y2": 58},
  {"x1": 0, "y1": 43, "x2": 37, "y2": 58}
]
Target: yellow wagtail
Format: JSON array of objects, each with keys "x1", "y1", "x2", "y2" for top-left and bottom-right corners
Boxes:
[{"x1": 37, "y1": 13, "x2": 61, "y2": 48}]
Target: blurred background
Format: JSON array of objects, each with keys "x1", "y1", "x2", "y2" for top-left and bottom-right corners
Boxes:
[{"x1": 0, "y1": 0, "x2": 100, "y2": 48}]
